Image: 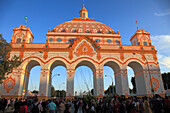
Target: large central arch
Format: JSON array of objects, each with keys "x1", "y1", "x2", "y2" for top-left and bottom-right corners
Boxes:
[{"x1": 75, "y1": 60, "x2": 96, "y2": 96}]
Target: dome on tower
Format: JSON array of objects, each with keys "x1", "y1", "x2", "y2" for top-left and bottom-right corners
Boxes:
[
  {"x1": 50, "y1": 3, "x2": 117, "y2": 35},
  {"x1": 52, "y1": 20, "x2": 116, "y2": 34}
]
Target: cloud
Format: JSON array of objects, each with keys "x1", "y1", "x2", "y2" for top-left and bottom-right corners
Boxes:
[
  {"x1": 160, "y1": 57, "x2": 170, "y2": 68},
  {"x1": 151, "y1": 35, "x2": 170, "y2": 71},
  {"x1": 151, "y1": 35, "x2": 170, "y2": 51},
  {"x1": 154, "y1": 9, "x2": 170, "y2": 16}
]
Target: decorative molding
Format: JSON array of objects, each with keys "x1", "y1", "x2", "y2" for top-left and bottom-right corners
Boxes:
[{"x1": 3, "y1": 76, "x2": 16, "y2": 93}]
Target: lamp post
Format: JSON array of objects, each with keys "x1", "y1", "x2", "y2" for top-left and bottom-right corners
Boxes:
[
  {"x1": 105, "y1": 75, "x2": 115, "y2": 96},
  {"x1": 22, "y1": 51, "x2": 43, "y2": 99},
  {"x1": 51, "y1": 74, "x2": 60, "y2": 97},
  {"x1": 59, "y1": 82, "x2": 65, "y2": 99},
  {"x1": 133, "y1": 53, "x2": 154, "y2": 96}
]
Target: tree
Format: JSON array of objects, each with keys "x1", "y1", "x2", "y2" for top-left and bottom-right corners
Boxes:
[
  {"x1": 91, "y1": 89, "x2": 94, "y2": 95},
  {"x1": 0, "y1": 34, "x2": 22, "y2": 84},
  {"x1": 55, "y1": 90, "x2": 66, "y2": 98},
  {"x1": 161, "y1": 72, "x2": 170, "y2": 90},
  {"x1": 104, "y1": 85, "x2": 116, "y2": 95},
  {"x1": 131, "y1": 77, "x2": 136, "y2": 94},
  {"x1": 31, "y1": 90, "x2": 39, "y2": 94},
  {"x1": 51, "y1": 86, "x2": 55, "y2": 97}
]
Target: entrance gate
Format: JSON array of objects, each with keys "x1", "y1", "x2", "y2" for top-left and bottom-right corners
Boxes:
[{"x1": 0, "y1": 3, "x2": 165, "y2": 99}]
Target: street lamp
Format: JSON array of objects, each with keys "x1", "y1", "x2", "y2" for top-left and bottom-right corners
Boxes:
[
  {"x1": 105, "y1": 75, "x2": 115, "y2": 95},
  {"x1": 133, "y1": 53, "x2": 154, "y2": 96},
  {"x1": 22, "y1": 51, "x2": 43, "y2": 99},
  {"x1": 52, "y1": 74, "x2": 60, "y2": 80},
  {"x1": 51, "y1": 74, "x2": 60, "y2": 97}
]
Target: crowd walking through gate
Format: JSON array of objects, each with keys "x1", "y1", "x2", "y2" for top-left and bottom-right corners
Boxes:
[{"x1": 0, "y1": 94, "x2": 170, "y2": 113}]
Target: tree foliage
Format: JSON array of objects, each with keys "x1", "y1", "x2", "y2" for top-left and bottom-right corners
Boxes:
[
  {"x1": 31, "y1": 90, "x2": 39, "y2": 94},
  {"x1": 131, "y1": 77, "x2": 136, "y2": 94},
  {"x1": 51, "y1": 86, "x2": 55, "y2": 97},
  {"x1": 104, "y1": 85, "x2": 116, "y2": 95},
  {"x1": 161, "y1": 72, "x2": 170, "y2": 90},
  {"x1": 0, "y1": 35, "x2": 22, "y2": 84}
]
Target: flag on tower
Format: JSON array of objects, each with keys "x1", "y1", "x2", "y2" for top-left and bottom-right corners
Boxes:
[
  {"x1": 24, "y1": 16, "x2": 27, "y2": 20},
  {"x1": 136, "y1": 20, "x2": 138, "y2": 30},
  {"x1": 24, "y1": 16, "x2": 27, "y2": 25}
]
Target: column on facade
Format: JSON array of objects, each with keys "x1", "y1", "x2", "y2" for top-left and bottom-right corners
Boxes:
[
  {"x1": 114, "y1": 69, "x2": 130, "y2": 96},
  {"x1": 39, "y1": 69, "x2": 52, "y2": 97},
  {"x1": 17, "y1": 68, "x2": 30, "y2": 96},
  {"x1": 12, "y1": 68, "x2": 25, "y2": 96},
  {"x1": 24, "y1": 70, "x2": 30, "y2": 96},
  {"x1": 66, "y1": 69, "x2": 75, "y2": 97},
  {"x1": 93, "y1": 69, "x2": 104, "y2": 97}
]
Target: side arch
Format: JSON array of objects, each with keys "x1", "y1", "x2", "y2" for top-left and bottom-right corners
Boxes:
[
  {"x1": 125, "y1": 59, "x2": 147, "y2": 95},
  {"x1": 19, "y1": 59, "x2": 42, "y2": 96}
]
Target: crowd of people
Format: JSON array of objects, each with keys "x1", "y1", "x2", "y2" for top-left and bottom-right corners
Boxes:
[{"x1": 0, "y1": 94, "x2": 170, "y2": 113}]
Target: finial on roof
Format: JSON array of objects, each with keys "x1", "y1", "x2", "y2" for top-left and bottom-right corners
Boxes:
[{"x1": 79, "y1": 1, "x2": 88, "y2": 19}]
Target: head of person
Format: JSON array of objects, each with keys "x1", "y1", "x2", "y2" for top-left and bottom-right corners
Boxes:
[{"x1": 34, "y1": 98, "x2": 39, "y2": 103}]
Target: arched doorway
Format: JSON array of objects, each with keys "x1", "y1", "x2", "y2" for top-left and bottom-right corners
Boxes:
[
  {"x1": 103, "y1": 66, "x2": 115, "y2": 96},
  {"x1": 74, "y1": 66, "x2": 93, "y2": 96},
  {"x1": 127, "y1": 61, "x2": 144, "y2": 95},
  {"x1": 75, "y1": 60, "x2": 96, "y2": 96},
  {"x1": 49, "y1": 60, "x2": 67, "y2": 98},
  {"x1": 127, "y1": 66, "x2": 136, "y2": 95},
  {"x1": 103, "y1": 61, "x2": 120, "y2": 95},
  {"x1": 23, "y1": 60, "x2": 41, "y2": 96}
]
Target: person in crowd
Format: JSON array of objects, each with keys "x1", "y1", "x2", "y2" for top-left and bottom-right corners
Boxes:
[
  {"x1": 19, "y1": 101, "x2": 27, "y2": 113},
  {"x1": 32, "y1": 98, "x2": 43, "y2": 113},
  {"x1": 41, "y1": 99, "x2": 47, "y2": 113},
  {"x1": 119, "y1": 98, "x2": 126, "y2": 113},
  {"x1": 114, "y1": 98, "x2": 120, "y2": 113},
  {"x1": 58, "y1": 100, "x2": 65, "y2": 113},
  {"x1": 48, "y1": 99, "x2": 56, "y2": 113},
  {"x1": 153, "y1": 94, "x2": 163, "y2": 113},
  {"x1": 2, "y1": 98, "x2": 7, "y2": 113},
  {"x1": 144, "y1": 96, "x2": 152, "y2": 113},
  {"x1": 70, "y1": 99, "x2": 75, "y2": 113},
  {"x1": 89, "y1": 99, "x2": 96, "y2": 113},
  {"x1": 164, "y1": 96, "x2": 170, "y2": 113}
]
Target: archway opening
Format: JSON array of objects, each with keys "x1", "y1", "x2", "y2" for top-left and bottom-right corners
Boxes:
[
  {"x1": 74, "y1": 61, "x2": 95, "y2": 97},
  {"x1": 127, "y1": 66, "x2": 135, "y2": 94},
  {"x1": 50, "y1": 60, "x2": 67, "y2": 98},
  {"x1": 24, "y1": 60, "x2": 41, "y2": 96},
  {"x1": 103, "y1": 66, "x2": 115, "y2": 96},
  {"x1": 103, "y1": 61, "x2": 120, "y2": 96},
  {"x1": 127, "y1": 61, "x2": 143, "y2": 95}
]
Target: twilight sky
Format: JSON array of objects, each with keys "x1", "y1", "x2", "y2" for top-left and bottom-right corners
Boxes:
[{"x1": 0, "y1": 0, "x2": 170, "y2": 94}]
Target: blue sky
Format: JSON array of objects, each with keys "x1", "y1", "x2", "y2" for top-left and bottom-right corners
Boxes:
[{"x1": 1, "y1": 0, "x2": 170, "y2": 94}]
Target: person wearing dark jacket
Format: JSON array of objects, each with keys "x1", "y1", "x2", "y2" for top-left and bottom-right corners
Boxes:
[
  {"x1": 2, "y1": 98, "x2": 7, "y2": 113},
  {"x1": 119, "y1": 99, "x2": 126, "y2": 113},
  {"x1": 14, "y1": 98, "x2": 20, "y2": 113},
  {"x1": 153, "y1": 94, "x2": 162, "y2": 113}
]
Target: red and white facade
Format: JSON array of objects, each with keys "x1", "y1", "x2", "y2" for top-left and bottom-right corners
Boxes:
[{"x1": 0, "y1": 4, "x2": 165, "y2": 99}]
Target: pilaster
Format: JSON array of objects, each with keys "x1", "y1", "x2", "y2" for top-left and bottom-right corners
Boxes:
[
  {"x1": 39, "y1": 69, "x2": 52, "y2": 97},
  {"x1": 115, "y1": 69, "x2": 130, "y2": 96},
  {"x1": 94, "y1": 69, "x2": 104, "y2": 97},
  {"x1": 66, "y1": 69, "x2": 75, "y2": 97}
]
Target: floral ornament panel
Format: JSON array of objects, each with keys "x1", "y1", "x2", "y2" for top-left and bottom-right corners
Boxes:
[{"x1": 3, "y1": 76, "x2": 16, "y2": 93}]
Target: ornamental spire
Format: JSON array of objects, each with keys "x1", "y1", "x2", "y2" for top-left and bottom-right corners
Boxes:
[{"x1": 79, "y1": 2, "x2": 88, "y2": 19}]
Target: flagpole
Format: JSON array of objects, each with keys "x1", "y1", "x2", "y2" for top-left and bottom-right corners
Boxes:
[
  {"x1": 24, "y1": 16, "x2": 27, "y2": 26},
  {"x1": 136, "y1": 20, "x2": 138, "y2": 30},
  {"x1": 25, "y1": 20, "x2": 27, "y2": 25}
]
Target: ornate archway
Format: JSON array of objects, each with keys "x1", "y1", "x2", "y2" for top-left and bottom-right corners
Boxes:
[{"x1": 0, "y1": 3, "x2": 165, "y2": 99}]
